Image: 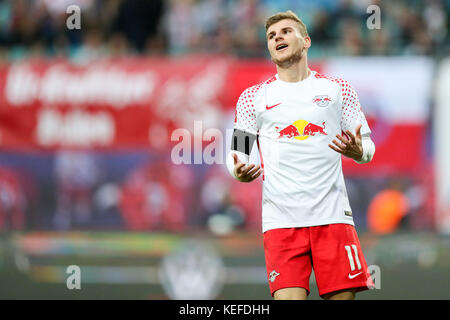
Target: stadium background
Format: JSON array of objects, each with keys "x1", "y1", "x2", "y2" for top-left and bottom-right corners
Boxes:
[{"x1": 0, "y1": 0, "x2": 449, "y2": 299}]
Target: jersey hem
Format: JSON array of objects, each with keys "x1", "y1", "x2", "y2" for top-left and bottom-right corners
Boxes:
[{"x1": 262, "y1": 219, "x2": 355, "y2": 233}]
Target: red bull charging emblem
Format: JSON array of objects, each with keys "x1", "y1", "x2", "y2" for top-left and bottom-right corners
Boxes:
[{"x1": 275, "y1": 120, "x2": 327, "y2": 141}]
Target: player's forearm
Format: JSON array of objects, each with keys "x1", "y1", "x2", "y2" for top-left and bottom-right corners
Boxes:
[{"x1": 354, "y1": 136, "x2": 375, "y2": 164}]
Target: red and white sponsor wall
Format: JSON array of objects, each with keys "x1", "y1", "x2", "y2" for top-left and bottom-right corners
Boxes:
[{"x1": 0, "y1": 56, "x2": 435, "y2": 231}]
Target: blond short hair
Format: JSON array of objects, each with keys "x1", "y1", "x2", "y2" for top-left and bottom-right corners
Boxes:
[{"x1": 265, "y1": 10, "x2": 309, "y2": 38}]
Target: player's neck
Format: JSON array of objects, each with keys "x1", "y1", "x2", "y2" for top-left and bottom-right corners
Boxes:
[{"x1": 276, "y1": 59, "x2": 310, "y2": 83}]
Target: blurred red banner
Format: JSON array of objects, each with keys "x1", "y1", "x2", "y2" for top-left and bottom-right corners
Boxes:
[
  {"x1": 0, "y1": 56, "x2": 278, "y2": 150},
  {"x1": 0, "y1": 56, "x2": 430, "y2": 175}
]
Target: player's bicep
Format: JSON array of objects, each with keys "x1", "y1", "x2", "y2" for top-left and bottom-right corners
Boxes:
[
  {"x1": 234, "y1": 87, "x2": 258, "y2": 136},
  {"x1": 340, "y1": 80, "x2": 371, "y2": 135}
]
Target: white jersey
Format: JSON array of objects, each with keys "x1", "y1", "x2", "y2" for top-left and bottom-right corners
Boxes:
[{"x1": 233, "y1": 70, "x2": 372, "y2": 233}]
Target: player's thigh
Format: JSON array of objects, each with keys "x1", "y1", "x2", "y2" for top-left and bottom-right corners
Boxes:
[
  {"x1": 274, "y1": 287, "x2": 308, "y2": 300},
  {"x1": 310, "y1": 224, "x2": 372, "y2": 297},
  {"x1": 264, "y1": 228, "x2": 312, "y2": 297}
]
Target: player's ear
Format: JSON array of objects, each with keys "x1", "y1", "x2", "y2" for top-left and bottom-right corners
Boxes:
[{"x1": 303, "y1": 36, "x2": 311, "y2": 49}]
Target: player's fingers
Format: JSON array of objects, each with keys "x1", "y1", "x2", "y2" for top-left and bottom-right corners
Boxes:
[
  {"x1": 345, "y1": 130, "x2": 356, "y2": 144},
  {"x1": 233, "y1": 153, "x2": 238, "y2": 165},
  {"x1": 328, "y1": 144, "x2": 344, "y2": 154},
  {"x1": 248, "y1": 168, "x2": 262, "y2": 179},
  {"x1": 250, "y1": 170, "x2": 262, "y2": 180},
  {"x1": 336, "y1": 134, "x2": 350, "y2": 146},
  {"x1": 247, "y1": 165, "x2": 260, "y2": 177},
  {"x1": 332, "y1": 139, "x2": 347, "y2": 150},
  {"x1": 241, "y1": 164, "x2": 255, "y2": 175}
]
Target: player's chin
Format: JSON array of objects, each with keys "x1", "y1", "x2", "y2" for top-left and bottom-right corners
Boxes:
[
  {"x1": 275, "y1": 49, "x2": 302, "y2": 64},
  {"x1": 272, "y1": 54, "x2": 294, "y2": 66},
  {"x1": 274, "y1": 48, "x2": 291, "y2": 58},
  {"x1": 270, "y1": 47, "x2": 288, "y2": 58}
]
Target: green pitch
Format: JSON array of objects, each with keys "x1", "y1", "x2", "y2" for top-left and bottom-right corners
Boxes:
[{"x1": 0, "y1": 231, "x2": 448, "y2": 299}]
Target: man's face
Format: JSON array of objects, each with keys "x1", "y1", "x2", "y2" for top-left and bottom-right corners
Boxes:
[{"x1": 266, "y1": 19, "x2": 310, "y2": 67}]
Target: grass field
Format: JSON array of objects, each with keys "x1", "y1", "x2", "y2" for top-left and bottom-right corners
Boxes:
[{"x1": 0, "y1": 231, "x2": 449, "y2": 300}]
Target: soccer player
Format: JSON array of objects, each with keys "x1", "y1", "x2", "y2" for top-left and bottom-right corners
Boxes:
[{"x1": 226, "y1": 11, "x2": 375, "y2": 300}]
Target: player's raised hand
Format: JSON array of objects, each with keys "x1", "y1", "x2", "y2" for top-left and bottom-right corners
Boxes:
[
  {"x1": 328, "y1": 124, "x2": 363, "y2": 161},
  {"x1": 233, "y1": 153, "x2": 262, "y2": 182}
]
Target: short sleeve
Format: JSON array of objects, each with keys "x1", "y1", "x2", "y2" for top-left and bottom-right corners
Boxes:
[
  {"x1": 339, "y1": 79, "x2": 371, "y2": 136},
  {"x1": 234, "y1": 86, "x2": 259, "y2": 136}
]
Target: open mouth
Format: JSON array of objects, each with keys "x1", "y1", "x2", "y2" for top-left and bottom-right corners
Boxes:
[{"x1": 276, "y1": 43, "x2": 288, "y2": 51}]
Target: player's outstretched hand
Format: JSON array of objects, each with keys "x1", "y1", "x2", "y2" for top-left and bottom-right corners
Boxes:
[
  {"x1": 328, "y1": 124, "x2": 363, "y2": 161},
  {"x1": 233, "y1": 153, "x2": 262, "y2": 182}
]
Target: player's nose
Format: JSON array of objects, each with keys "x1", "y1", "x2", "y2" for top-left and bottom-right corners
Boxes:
[{"x1": 275, "y1": 34, "x2": 284, "y2": 42}]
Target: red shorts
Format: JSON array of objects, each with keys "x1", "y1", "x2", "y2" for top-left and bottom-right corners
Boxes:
[{"x1": 264, "y1": 224, "x2": 374, "y2": 297}]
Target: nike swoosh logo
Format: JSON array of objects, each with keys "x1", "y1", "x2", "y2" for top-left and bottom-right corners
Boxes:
[
  {"x1": 266, "y1": 103, "x2": 282, "y2": 110},
  {"x1": 348, "y1": 272, "x2": 363, "y2": 279}
]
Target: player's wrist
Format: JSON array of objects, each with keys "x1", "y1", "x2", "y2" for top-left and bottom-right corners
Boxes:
[
  {"x1": 354, "y1": 137, "x2": 375, "y2": 164},
  {"x1": 227, "y1": 151, "x2": 251, "y2": 181},
  {"x1": 355, "y1": 147, "x2": 363, "y2": 161}
]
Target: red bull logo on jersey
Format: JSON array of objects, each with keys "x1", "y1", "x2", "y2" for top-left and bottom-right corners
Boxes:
[
  {"x1": 313, "y1": 95, "x2": 332, "y2": 107},
  {"x1": 276, "y1": 120, "x2": 327, "y2": 141}
]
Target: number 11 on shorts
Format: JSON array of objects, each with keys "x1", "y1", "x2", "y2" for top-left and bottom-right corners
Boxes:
[{"x1": 344, "y1": 244, "x2": 362, "y2": 271}]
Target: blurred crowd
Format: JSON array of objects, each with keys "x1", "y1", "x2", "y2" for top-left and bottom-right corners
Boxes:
[
  {"x1": 0, "y1": 0, "x2": 448, "y2": 62},
  {"x1": 0, "y1": 0, "x2": 442, "y2": 234}
]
